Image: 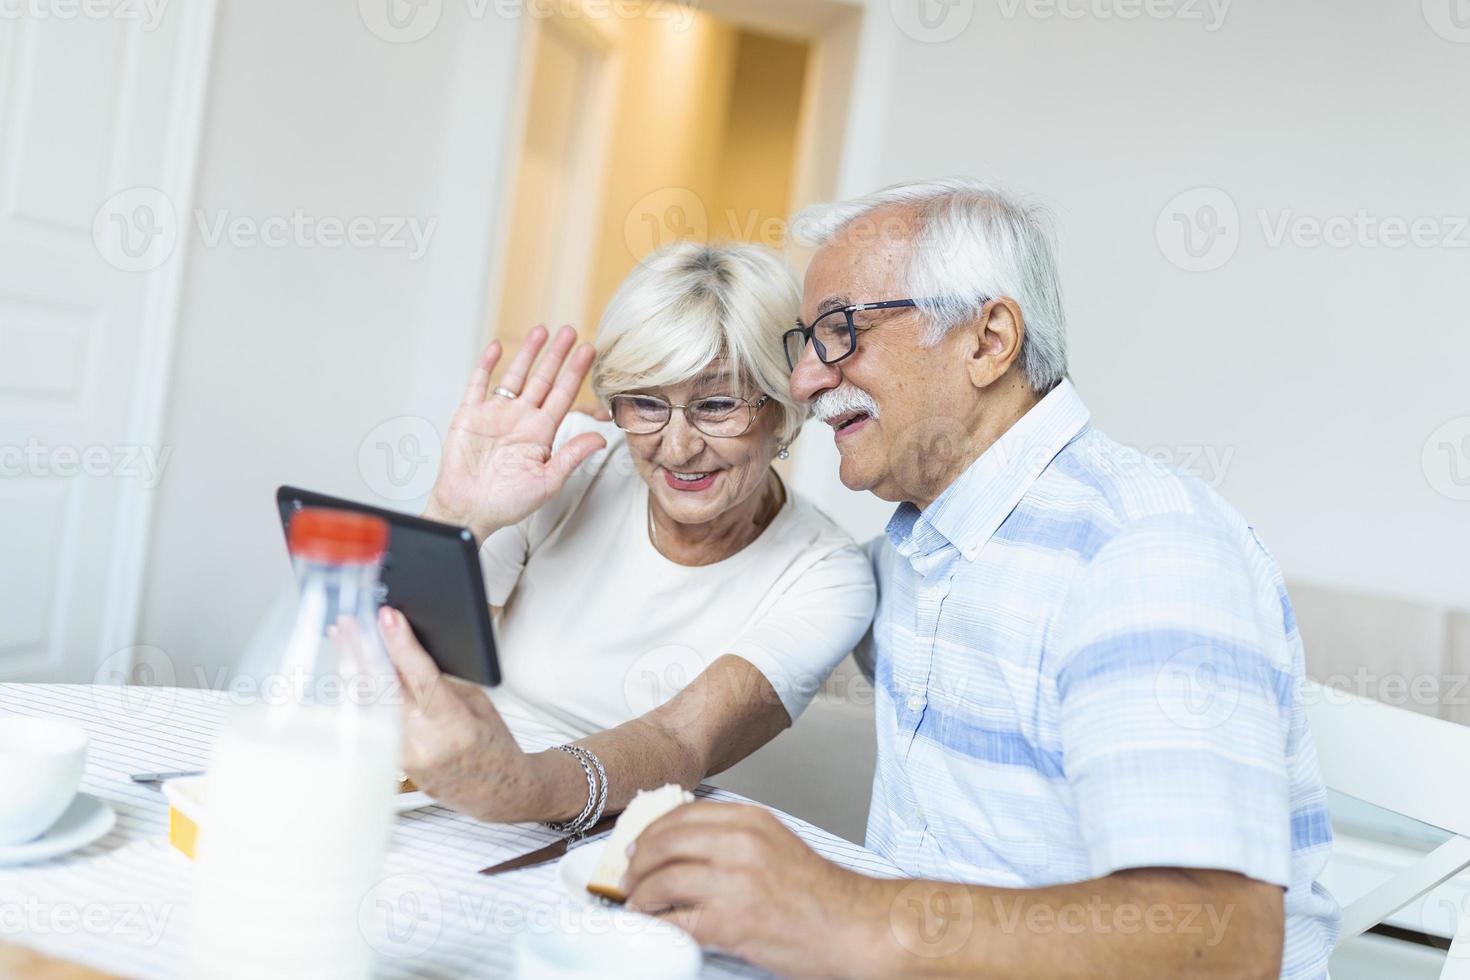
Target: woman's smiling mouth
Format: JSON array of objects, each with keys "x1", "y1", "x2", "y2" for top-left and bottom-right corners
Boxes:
[{"x1": 662, "y1": 467, "x2": 720, "y2": 491}]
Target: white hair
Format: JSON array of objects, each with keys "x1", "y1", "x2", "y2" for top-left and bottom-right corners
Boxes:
[
  {"x1": 591, "y1": 241, "x2": 806, "y2": 442},
  {"x1": 791, "y1": 177, "x2": 1068, "y2": 392}
]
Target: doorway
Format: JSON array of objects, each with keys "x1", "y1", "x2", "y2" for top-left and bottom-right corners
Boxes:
[{"x1": 488, "y1": 0, "x2": 866, "y2": 401}]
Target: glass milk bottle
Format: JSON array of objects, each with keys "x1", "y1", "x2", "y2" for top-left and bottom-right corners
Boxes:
[{"x1": 190, "y1": 508, "x2": 401, "y2": 980}]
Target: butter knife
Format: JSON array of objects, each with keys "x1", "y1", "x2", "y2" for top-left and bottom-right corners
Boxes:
[{"x1": 478, "y1": 813, "x2": 619, "y2": 876}]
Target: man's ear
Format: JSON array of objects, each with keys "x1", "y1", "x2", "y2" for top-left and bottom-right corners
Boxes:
[{"x1": 962, "y1": 297, "x2": 1026, "y2": 389}]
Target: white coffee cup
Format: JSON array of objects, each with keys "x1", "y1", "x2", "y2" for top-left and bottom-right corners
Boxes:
[
  {"x1": 516, "y1": 906, "x2": 700, "y2": 980},
  {"x1": 0, "y1": 716, "x2": 88, "y2": 846}
]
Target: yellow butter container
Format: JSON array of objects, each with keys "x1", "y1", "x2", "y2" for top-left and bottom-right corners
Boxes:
[{"x1": 161, "y1": 776, "x2": 207, "y2": 860}]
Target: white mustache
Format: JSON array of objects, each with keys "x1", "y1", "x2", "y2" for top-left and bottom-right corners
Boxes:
[{"x1": 812, "y1": 385, "x2": 880, "y2": 423}]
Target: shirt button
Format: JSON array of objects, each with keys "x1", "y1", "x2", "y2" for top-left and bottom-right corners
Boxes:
[{"x1": 906, "y1": 694, "x2": 924, "y2": 711}]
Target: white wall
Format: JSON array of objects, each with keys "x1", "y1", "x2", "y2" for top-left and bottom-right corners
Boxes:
[
  {"x1": 133, "y1": 0, "x2": 1469, "y2": 687},
  {"x1": 793, "y1": 0, "x2": 1470, "y2": 608},
  {"x1": 135, "y1": 1, "x2": 523, "y2": 685}
]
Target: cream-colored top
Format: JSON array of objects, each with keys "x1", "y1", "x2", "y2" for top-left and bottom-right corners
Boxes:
[{"x1": 480, "y1": 416, "x2": 876, "y2": 746}]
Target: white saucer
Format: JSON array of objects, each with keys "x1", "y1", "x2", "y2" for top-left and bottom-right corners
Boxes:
[
  {"x1": 393, "y1": 790, "x2": 434, "y2": 814},
  {"x1": 557, "y1": 840, "x2": 615, "y2": 908},
  {"x1": 0, "y1": 793, "x2": 116, "y2": 866}
]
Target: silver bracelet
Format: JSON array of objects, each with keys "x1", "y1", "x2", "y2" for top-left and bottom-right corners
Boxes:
[
  {"x1": 544, "y1": 744, "x2": 608, "y2": 839},
  {"x1": 569, "y1": 745, "x2": 608, "y2": 835},
  {"x1": 544, "y1": 745, "x2": 596, "y2": 835}
]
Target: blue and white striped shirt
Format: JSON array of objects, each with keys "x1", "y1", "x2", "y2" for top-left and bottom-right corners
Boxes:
[{"x1": 858, "y1": 379, "x2": 1339, "y2": 978}]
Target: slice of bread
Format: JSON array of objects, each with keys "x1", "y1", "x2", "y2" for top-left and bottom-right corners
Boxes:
[{"x1": 586, "y1": 784, "x2": 694, "y2": 902}]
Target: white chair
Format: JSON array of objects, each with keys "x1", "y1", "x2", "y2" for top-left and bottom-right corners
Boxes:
[{"x1": 1306, "y1": 678, "x2": 1470, "y2": 976}]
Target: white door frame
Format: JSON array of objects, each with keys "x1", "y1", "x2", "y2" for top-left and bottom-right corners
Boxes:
[
  {"x1": 96, "y1": 0, "x2": 221, "y2": 677},
  {"x1": 486, "y1": 8, "x2": 623, "y2": 351}
]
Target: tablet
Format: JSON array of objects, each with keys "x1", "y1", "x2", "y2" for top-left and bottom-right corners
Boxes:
[{"x1": 275, "y1": 485, "x2": 501, "y2": 687}]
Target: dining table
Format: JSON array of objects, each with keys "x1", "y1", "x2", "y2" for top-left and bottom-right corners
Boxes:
[{"x1": 0, "y1": 683, "x2": 901, "y2": 978}]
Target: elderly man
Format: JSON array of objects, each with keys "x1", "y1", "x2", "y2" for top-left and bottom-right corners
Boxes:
[{"x1": 620, "y1": 178, "x2": 1340, "y2": 979}]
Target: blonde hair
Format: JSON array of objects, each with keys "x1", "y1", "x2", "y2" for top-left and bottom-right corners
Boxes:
[{"x1": 591, "y1": 241, "x2": 806, "y2": 442}]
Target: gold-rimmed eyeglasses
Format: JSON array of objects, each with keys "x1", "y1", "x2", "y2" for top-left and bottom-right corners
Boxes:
[{"x1": 609, "y1": 393, "x2": 770, "y2": 437}]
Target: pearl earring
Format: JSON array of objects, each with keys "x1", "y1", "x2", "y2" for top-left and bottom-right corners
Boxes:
[{"x1": 777, "y1": 444, "x2": 790, "y2": 460}]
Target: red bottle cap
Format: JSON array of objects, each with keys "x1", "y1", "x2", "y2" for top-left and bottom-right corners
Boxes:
[{"x1": 287, "y1": 508, "x2": 389, "y2": 564}]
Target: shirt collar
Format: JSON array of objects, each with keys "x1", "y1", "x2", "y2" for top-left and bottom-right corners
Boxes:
[{"x1": 885, "y1": 379, "x2": 1091, "y2": 563}]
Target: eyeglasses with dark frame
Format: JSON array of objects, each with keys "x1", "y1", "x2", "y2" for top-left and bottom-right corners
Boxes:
[
  {"x1": 783, "y1": 296, "x2": 983, "y2": 371},
  {"x1": 609, "y1": 392, "x2": 771, "y2": 438}
]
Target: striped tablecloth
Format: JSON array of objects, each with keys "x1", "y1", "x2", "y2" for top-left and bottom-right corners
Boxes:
[{"x1": 0, "y1": 684, "x2": 900, "y2": 978}]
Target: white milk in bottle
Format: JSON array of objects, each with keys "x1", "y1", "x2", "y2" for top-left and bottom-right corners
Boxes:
[{"x1": 190, "y1": 508, "x2": 401, "y2": 980}]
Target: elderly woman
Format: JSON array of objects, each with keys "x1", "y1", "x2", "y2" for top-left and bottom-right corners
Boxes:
[{"x1": 380, "y1": 242, "x2": 875, "y2": 832}]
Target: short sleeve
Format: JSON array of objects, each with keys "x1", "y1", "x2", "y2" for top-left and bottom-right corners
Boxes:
[
  {"x1": 725, "y1": 539, "x2": 877, "y2": 723},
  {"x1": 477, "y1": 413, "x2": 619, "y2": 608},
  {"x1": 1052, "y1": 512, "x2": 1296, "y2": 887}
]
